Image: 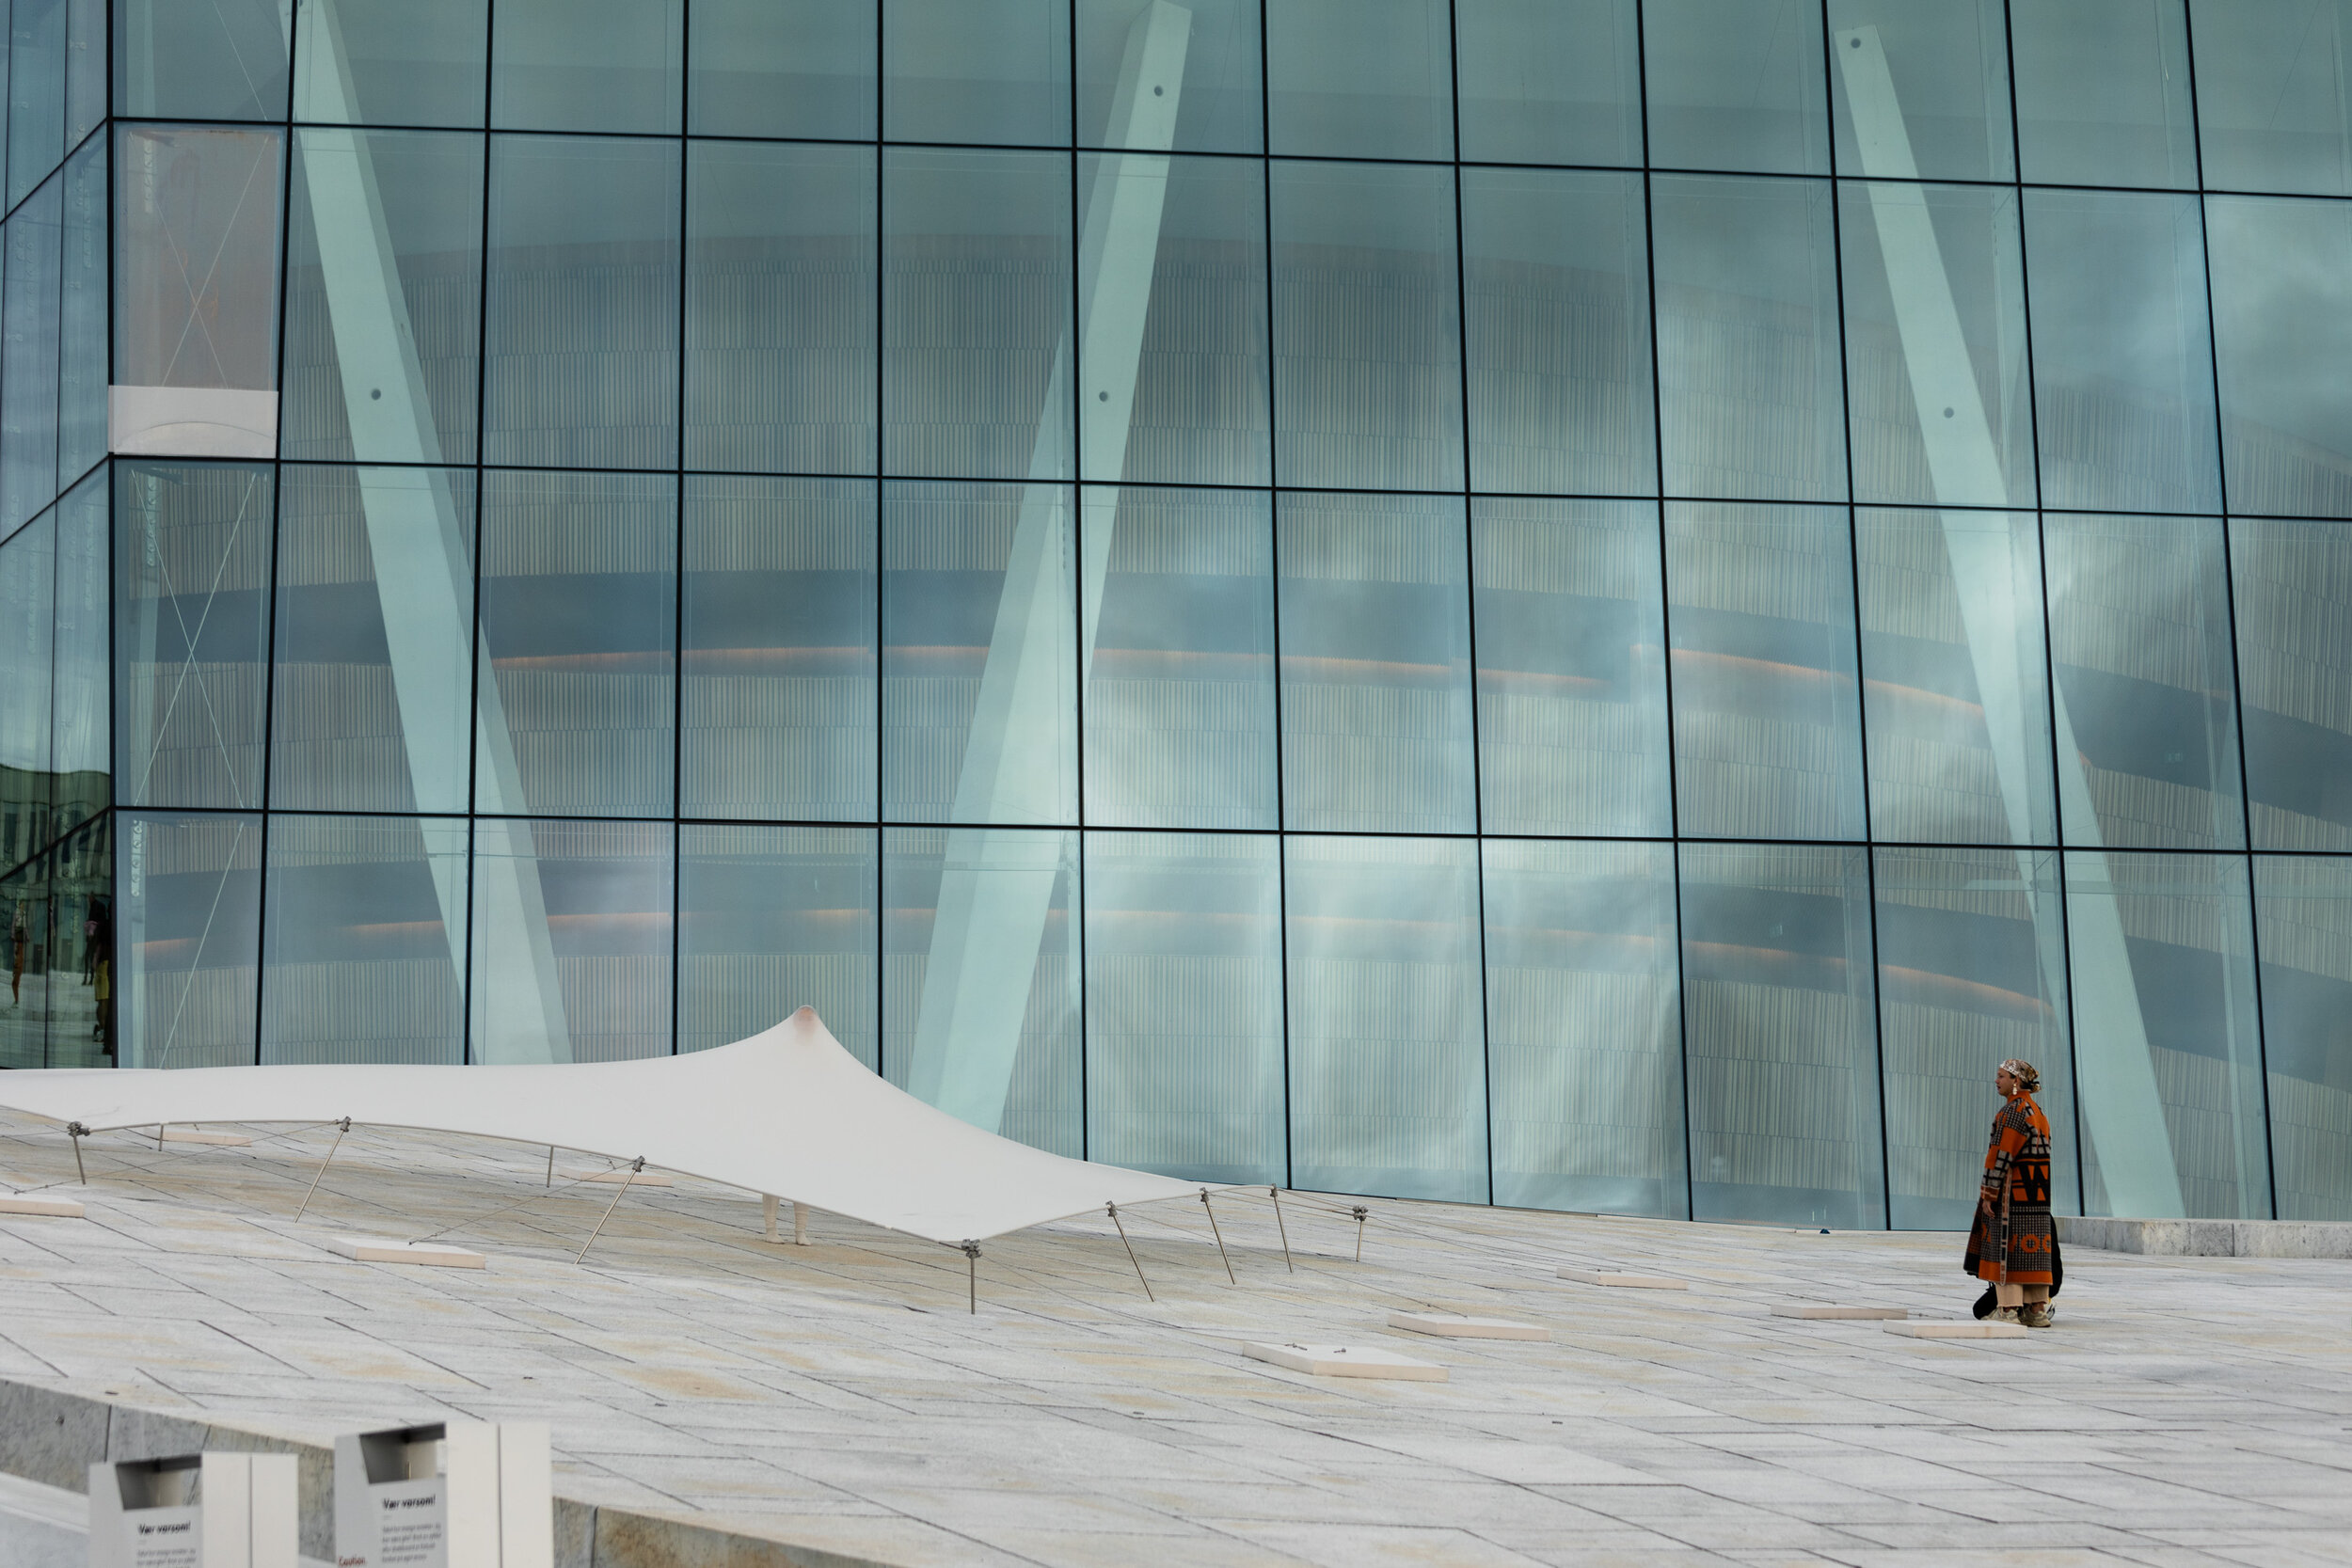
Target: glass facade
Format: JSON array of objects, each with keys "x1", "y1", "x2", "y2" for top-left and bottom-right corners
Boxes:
[{"x1": 2, "y1": 0, "x2": 2350, "y2": 1225}]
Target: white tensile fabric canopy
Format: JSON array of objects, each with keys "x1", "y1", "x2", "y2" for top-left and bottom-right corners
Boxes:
[{"x1": 0, "y1": 1007, "x2": 1213, "y2": 1245}]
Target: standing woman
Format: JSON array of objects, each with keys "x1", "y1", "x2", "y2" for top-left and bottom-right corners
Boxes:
[{"x1": 1965, "y1": 1059, "x2": 2059, "y2": 1326}]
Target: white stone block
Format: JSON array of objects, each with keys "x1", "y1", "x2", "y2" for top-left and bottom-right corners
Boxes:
[
  {"x1": 1241, "y1": 1342, "x2": 1447, "y2": 1381},
  {"x1": 1387, "y1": 1311, "x2": 1550, "y2": 1341},
  {"x1": 1771, "y1": 1304, "x2": 1908, "y2": 1320},
  {"x1": 1558, "y1": 1268, "x2": 1688, "y2": 1290},
  {"x1": 561, "y1": 1167, "x2": 674, "y2": 1187},
  {"x1": 1883, "y1": 1320, "x2": 2028, "y2": 1339},
  {"x1": 159, "y1": 1127, "x2": 251, "y2": 1147},
  {"x1": 327, "y1": 1235, "x2": 485, "y2": 1269},
  {"x1": 0, "y1": 1195, "x2": 84, "y2": 1217}
]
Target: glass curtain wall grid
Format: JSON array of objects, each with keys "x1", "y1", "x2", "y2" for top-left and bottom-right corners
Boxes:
[{"x1": 10, "y1": 0, "x2": 2351, "y2": 1221}]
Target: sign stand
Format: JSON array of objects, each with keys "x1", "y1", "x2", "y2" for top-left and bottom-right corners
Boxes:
[
  {"x1": 334, "y1": 1420, "x2": 550, "y2": 1568},
  {"x1": 89, "y1": 1451, "x2": 296, "y2": 1568}
]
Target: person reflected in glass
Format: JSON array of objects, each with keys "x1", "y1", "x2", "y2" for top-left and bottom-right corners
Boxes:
[{"x1": 1965, "y1": 1059, "x2": 2059, "y2": 1327}]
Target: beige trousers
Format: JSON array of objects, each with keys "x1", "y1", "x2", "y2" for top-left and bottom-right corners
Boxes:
[{"x1": 1994, "y1": 1281, "x2": 2050, "y2": 1307}]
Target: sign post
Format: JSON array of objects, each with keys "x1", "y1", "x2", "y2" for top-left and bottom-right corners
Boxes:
[{"x1": 333, "y1": 1421, "x2": 550, "y2": 1568}]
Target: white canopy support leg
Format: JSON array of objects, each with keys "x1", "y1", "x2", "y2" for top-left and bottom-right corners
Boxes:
[
  {"x1": 794, "y1": 1200, "x2": 808, "y2": 1245},
  {"x1": 762, "y1": 1193, "x2": 778, "y2": 1242}
]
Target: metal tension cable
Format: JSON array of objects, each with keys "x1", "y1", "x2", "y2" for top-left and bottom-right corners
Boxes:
[
  {"x1": 1200, "y1": 1188, "x2": 1235, "y2": 1284},
  {"x1": 293, "y1": 1117, "x2": 353, "y2": 1222},
  {"x1": 1105, "y1": 1202, "x2": 1153, "y2": 1301}
]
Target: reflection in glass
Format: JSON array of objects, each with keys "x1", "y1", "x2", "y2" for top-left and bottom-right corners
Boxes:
[
  {"x1": 270, "y1": 467, "x2": 477, "y2": 815},
  {"x1": 1454, "y1": 0, "x2": 1641, "y2": 167},
  {"x1": 262, "y1": 816, "x2": 468, "y2": 1067},
  {"x1": 1827, "y1": 0, "x2": 2015, "y2": 182},
  {"x1": 1265, "y1": 0, "x2": 1452, "y2": 160},
  {"x1": 679, "y1": 825, "x2": 877, "y2": 1066},
  {"x1": 2066, "y1": 851, "x2": 2268, "y2": 1219},
  {"x1": 282, "y1": 130, "x2": 484, "y2": 466},
  {"x1": 471, "y1": 819, "x2": 672, "y2": 1064},
  {"x1": 2232, "y1": 519, "x2": 2352, "y2": 850},
  {"x1": 49, "y1": 472, "x2": 107, "y2": 833},
  {"x1": 3, "y1": 175, "x2": 60, "y2": 532},
  {"x1": 1857, "y1": 508, "x2": 2057, "y2": 845},
  {"x1": 1462, "y1": 167, "x2": 1653, "y2": 497},
  {"x1": 1652, "y1": 176, "x2": 1846, "y2": 502},
  {"x1": 10, "y1": 0, "x2": 67, "y2": 208},
  {"x1": 1876, "y1": 847, "x2": 2074, "y2": 1230},
  {"x1": 1644, "y1": 0, "x2": 1828, "y2": 175},
  {"x1": 885, "y1": 826, "x2": 1081, "y2": 1155},
  {"x1": 484, "y1": 135, "x2": 680, "y2": 470},
  {"x1": 119, "y1": 811, "x2": 261, "y2": 1069},
  {"x1": 490, "y1": 0, "x2": 682, "y2": 134},
  {"x1": 1079, "y1": 152, "x2": 1270, "y2": 487},
  {"x1": 2045, "y1": 514, "x2": 2245, "y2": 850},
  {"x1": 884, "y1": 0, "x2": 1071, "y2": 146},
  {"x1": 2208, "y1": 196, "x2": 2352, "y2": 518},
  {"x1": 2192, "y1": 0, "x2": 2352, "y2": 195},
  {"x1": 691, "y1": 0, "x2": 877, "y2": 139},
  {"x1": 1667, "y1": 503, "x2": 1867, "y2": 841},
  {"x1": 476, "y1": 471, "x2": 676, "y2": 819},
  {"x1": 883, "y1": 481, "x2": 1079, "y2": 826},
  {"x1": 2023, "y1": 189, "x2": 2219, "y2": 515},
  {"x1": 115, "y1": 463, "x2": 274, "y2": 811},
  {"x1": 1681, "y1": 842, "x2": 1883, "y2": 1227},
  {"x1": 56, "y1": 135, "x2": 105, "y2": 485},
  {"x1": 0, "y1": 860, "x2": 48, "y2": 1069},
  {"x1": 1085, "y1": 832, "x2": 1283, "y2": 1182},
  {"x1": 683, "y1": 477, "x2": 877, "y2": 823},
  {"x1": 2012, "y1": 0, "x2": 2197, "y2": 188},
  {"x1": 1286, "y1": 835, "x2": 1486, "y2": 1203},
  {"x1": 1474, "y1": 499, "x2": 1670, "y2": 837},
  {"x1": 1079, "y1": 0, "x2": 1262, "y2": 153},
  {"x1": 1279, "y1": 491, "x2": 1474, "y2": 834},
  {"x1": 687, "y1": 141, "x2": 877, "y2": 477},
  {"x1": 115, "y1": 0, "x2": 289, "y2": 120},
  {"x1": 883, "y1": 149, "x2": 1073, "y2": 481},
  {"x1": 294, "y1": 0, "x2": 489, "y2": 127},
  {"x1": 2, "y1": 816, "x2": 111, "y2": 1069},
  {"x1": 1082, "y1": 486, "x2": 1276, "y2": 830},
  {"x1": 1271, "y1": 161, "x2": 1462, "y2": 491},
  {"x1": 0, "y1": 516, "x2": 54, "y2": 835},
  {"x1": 2253, "y1": 855, "x2": 2352, "y2": 1219},
  {"x1": 1485, "y1": 840, "x2": 1684, "y2": 1217}
]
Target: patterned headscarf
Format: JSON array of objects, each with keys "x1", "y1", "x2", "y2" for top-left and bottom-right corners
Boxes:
[{"x1": 1999, "y1": 1059, "x2": 2042, "y2": 1094}]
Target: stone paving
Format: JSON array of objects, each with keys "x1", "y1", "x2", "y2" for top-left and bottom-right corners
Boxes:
[{"x1": 3, "y1": 1108, "x2": 2350, "y2": 1568}]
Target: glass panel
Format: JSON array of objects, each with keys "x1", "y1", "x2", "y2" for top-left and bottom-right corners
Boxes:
[
  {"x1": 470, "y1": 819, "x2": 673, "y2": 1064},
  {"x1": 1078, "y1": 0, "x2": 1262, "y2": 154},
  {"x1": 66, "y1": 0, "x2": 101, "y2": 149},
  {"x1": 118, "y1": 811, "x2": 260, "y2": 1069},
  {"x1": 1278, "y1": 491, "x2": 1475, "y2": 834},
  {"x1": 882, "y1": 149, "x2": 1073, "y2": 481},
  {"x1": 682, "y1": 476, "x2": 877, "y2": 823},
  {"x1": 679, "y1": 824, "x2": 877, "y2": 1066},
  {"x1": 1838, "y1": 182, "x2": 2035, "y2": 509},
  {"x1": 0, "y1": 858, "x2": 46, "y2": 1068},
  {"x1": 1485, "y1": 839, "x2": 1685, "y2": 1217},
  {"x1": 1084, "y1": 830, "x2": 1283, "y2": 1182},
  {"x1": 2011, "y1": 0, "x2": 2197, "y2": 188},
  {"x1": 1666, "y1": 502, "x2": 1867, "y2": 841},
  {"x1": 687, "y1": 141, "x2": 876, "y2": 478},
  {"x1": 2065, "y1": 850, "x2": 2269, "y2": 1219},
  {"x1": 1680, "y1": 842, "x2": 1883, "y2": 1227},
  {"x1": 282, "y1": 129, "x2": 485, "y2": 466},
  {"x1": 1474, "y1": 498, "x2": 1671, "y2": 837},
  {"x1": 1827, "y1": 0, "x2": 2015, "y2": 183},
  {"x1": 2208, "y1": 196, "x2": 2352, "y2": 518},
  {"x1": 1454, "y1": 0, "x2": 1642, "y2": 167},
  {"x1": 476, "y1": 471, "x2": 677, "y2": 819},
  {"x1": 1078, "y1": 151, "x2": 1269, "y2": 487},
  {"x1": 1644, "y1": 0, "x2": 1829, "y2": 175},
  {"x1": 2022, "y1": 189, "x2": 2220, "y2": 515},
  {"x1": 1081, "y1": 485, "x2": 1276, "y2": 830},
  {"x1": 883, "y1": 0, "x2": 1071, "y2": 147},
  {"x1": 2253, "y1": 855, "x2": 2352, "y2": 1219},
  {"x1": 12, "y1": 816, "x2": 111, "y2": 1067},
  {"x1": 2191, "y1": 0, "x2": 2352, "y2": 194},
  {"x1": 1652, "y1": 175, "x2": 1846, "y2": 502},
  {"x1": 1265, "y1": 0, "x2": 1453, "y2": 160},
  {"x1": 1876, "y1": 847, "x2": 2075, "y2": 1231},
  {"x1": 270, "y1": 467, "x2": 478, "y2": 814},
  {"x1": 114, "y1": 127, "x2": 286, "y2": 408},
  {"x1": 56, "y1": 135, "x2": 103, "y2": 485},
  {"x1": 490, "y1": 0, "x2": 682, "y2": 134},
  {"x1": 261, "y1": 815, "x2": 468, "y2": 1066},
  {"x1": 2045, "y1": 514, "x2": 2245, "y2": 850},
  {"x1": 2, "y1": 175, "x2": 60, "y2": 534},
  {"x1": 294, "y1": 0, "x2": 489, "y2": 127},
  {"x1": 115, "y1": 463, "x2": 275, "y2": 811},
  {"x1": 1856, "y1": 508, "x2": 2057, "y2": 845},
  {"x1": 1285, "y1": 834, "x2": 1486, "y2": 1203},
  {"x1": 883, "y1": 825, "x2": 1081, "y2": 1155},
  {"x1": 114, "y1": 0, "x2": 291, "y2": 120},
  {"x1": 8, "y1": 0, "x2": 64, "y2": 208},
  {"x1": 1271, "y1": 160, "x2": 1462, "y2": 491},
  {"x1": 49, "y1": 470, "x2": 107, "y2": 832},
  {"x1": 1462, "y1": 167, "x2": 1654, "y2": 498},
  {"x1": 484, "y1": 135, "x2": 680, "y2": 470},
  {"x1": 882, "y1": 481, "x2": 1078, "y2": 825},
  {"x1": 0, "y1": 515, "x2": 54, "y2": 839},
  {"x1": 2233, "y1": 519, "x2": 2352, "y2": 850},
  {"x1": 691, "y1": 0, "x2": 877, "y2": 139}
]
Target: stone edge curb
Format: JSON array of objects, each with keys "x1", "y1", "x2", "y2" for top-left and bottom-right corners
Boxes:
[
  {"x1": 0, "y1": 1375, "x2": 898, "y2": 1568},
  {"x1": 2057, "y1": 1215, "x2": 2352, "y2": 1259}
]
